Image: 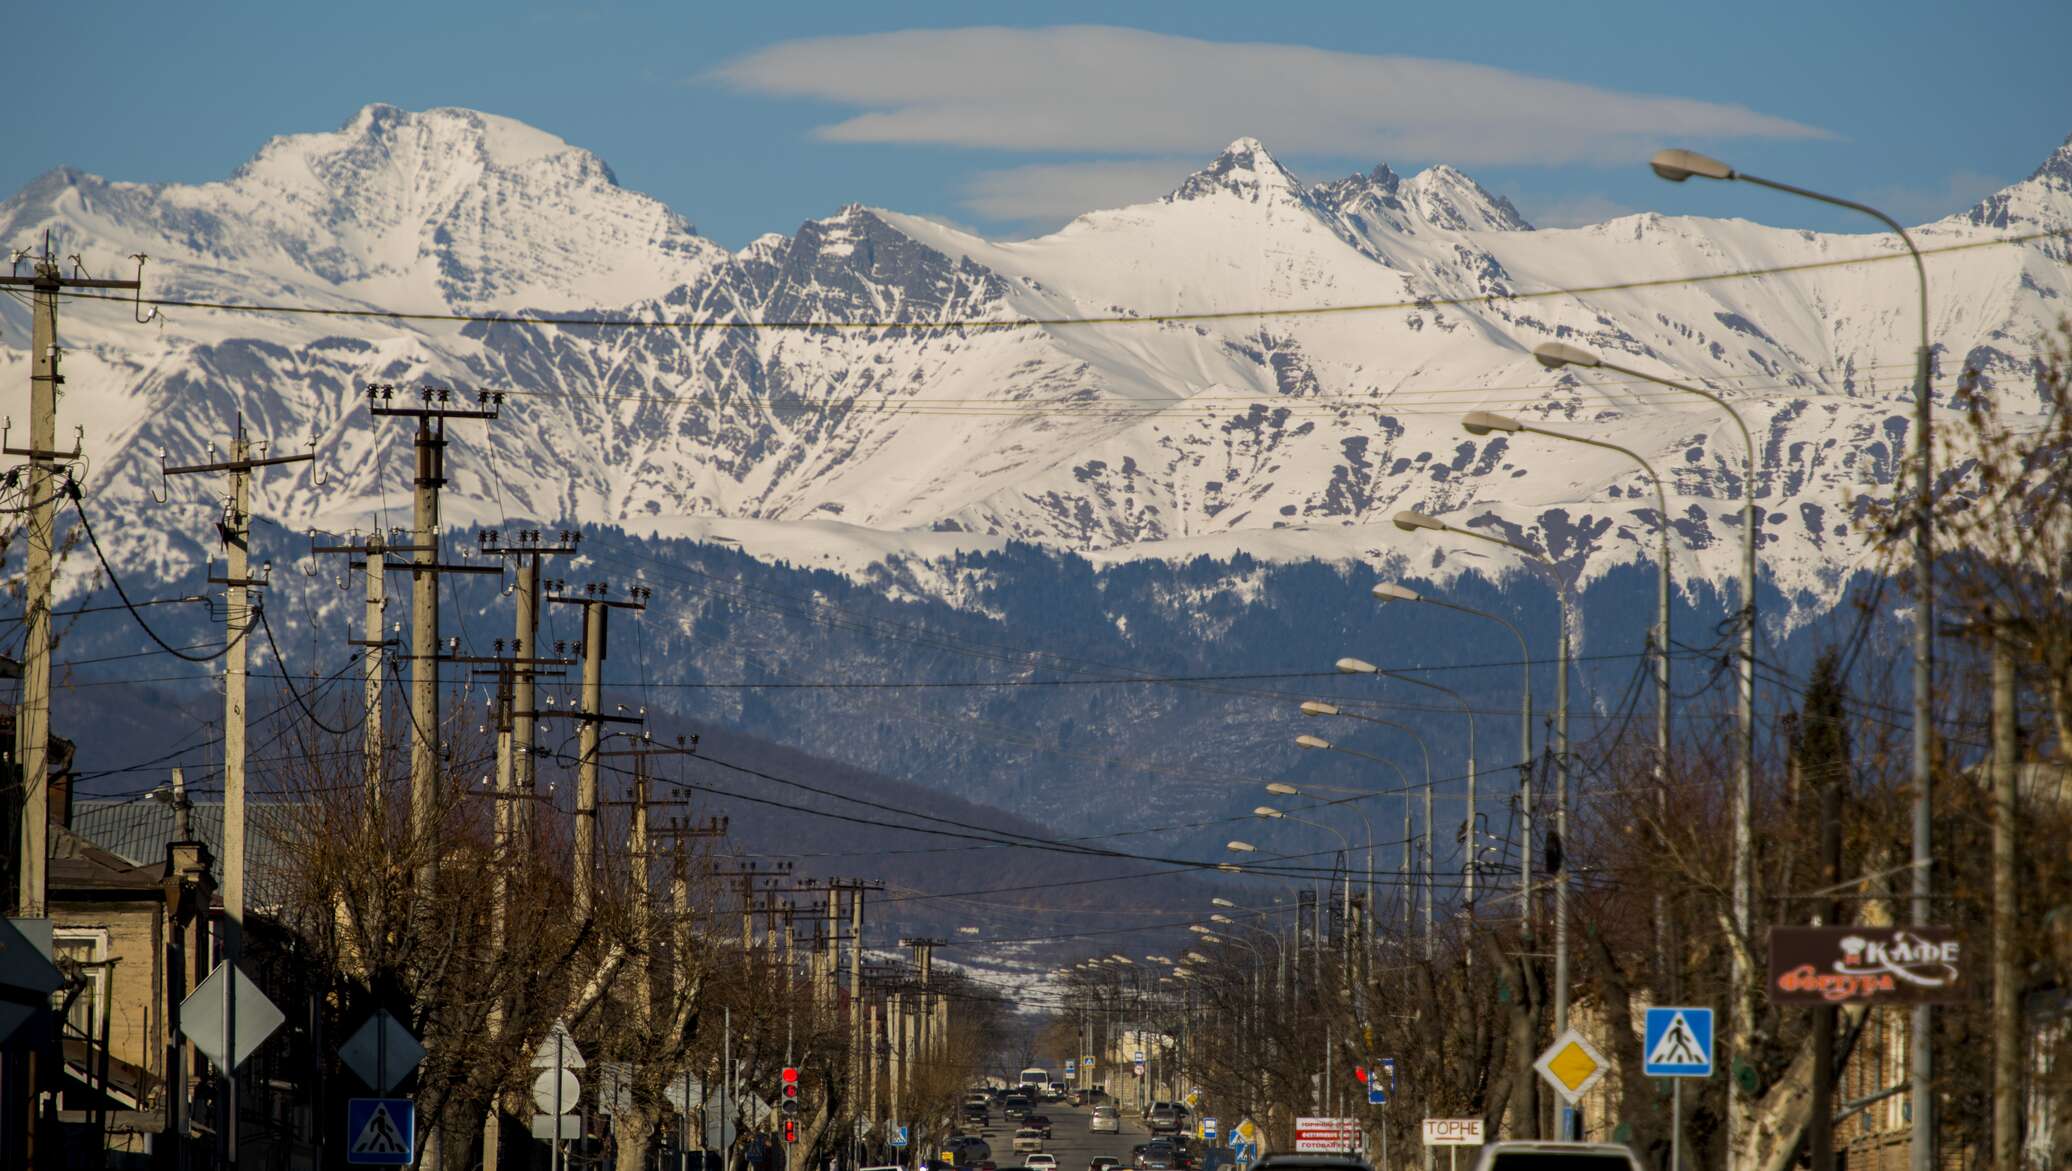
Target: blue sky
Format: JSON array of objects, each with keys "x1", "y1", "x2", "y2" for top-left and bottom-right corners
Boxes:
[{"x1": 13, "y1": 1, "x2": 2071, "y2": 247}]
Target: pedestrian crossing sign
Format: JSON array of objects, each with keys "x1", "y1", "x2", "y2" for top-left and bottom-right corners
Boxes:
[
  {"x1": 347, "y1": 1098, "x2": 415, "y2": 1165},
  {"x1": 1642, "y1": 1007, "x2": 1714, "y2": 1078}
]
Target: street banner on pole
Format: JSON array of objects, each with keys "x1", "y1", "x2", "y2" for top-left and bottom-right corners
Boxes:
[{"x1": 1294, "y1": 1117, "x2": 1363, "y2": 1153}]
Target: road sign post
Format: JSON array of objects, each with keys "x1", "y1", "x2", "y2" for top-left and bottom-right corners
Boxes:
[
  {"x1": 1532, "y1": 1029, "x2": 1608, "y2": 1106},
  {"x1": 347, "y1": 1098, "x2": 415, "y2": 1165},
  {"x1": 1642, "y1": 1008, "x2": 1714, "y2": 1171},
  {"x1": 1422, "y1": 1118, "x2": 1485, "y2": 1171}
]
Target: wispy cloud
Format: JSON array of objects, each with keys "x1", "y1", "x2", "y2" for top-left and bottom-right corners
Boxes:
[
  {"x1": 1865, "y1": 169, "x2": 2008, "y2": 226},
  {"x1": 960, "y1": 159, "x2": 1197, "y2": 224},
  {"x1": 1525, "y1": 194, "x2": 1641, "y2": 229},
  {"x1": 711, "y1": 25, "x2": 1831, "y2": 167}
]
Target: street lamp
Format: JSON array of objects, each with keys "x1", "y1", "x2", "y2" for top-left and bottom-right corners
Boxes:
[
  {"x1": 1460, "y1": 411, "x2": 1673, "y2": 889},
  {"x1": 1533, "y1": 338, "x2": 1760, "y2": 1054},
  {"x1": 1374, "y1": 581, "x2": 1531, "y2": 777},
  {"x1": 1337, "y1": 656, "x2": 1480, "y2": 917},
  {"x1": 1390, "y1": 509, "x2": 1576, "y2": 1036},
  {"x1": 1226, "y1": 841, "x2": 1258, "y2": 854},
  {"x1": 1652, "y1": 146, "x2": 1936, "y2": 1171},
  {"x1": 1294, "y1": 726, "x2": 1430, "y2": 954}
]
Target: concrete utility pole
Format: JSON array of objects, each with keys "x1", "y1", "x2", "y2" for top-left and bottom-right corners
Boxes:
[
  {"x1": 3, "y1": 245, "x2": 138, "y2": 917},
  {"x1": 162, "y1": 415, "x2": 313, "y2": 1167},
  {"x1": 312, "y1": 531, "x2": 407, "y2": 807},
  {"x1": 545, "y1": 580, "x2": 651, "y2": 918},
  {"x1": 366, "y1": 384, "x2": 504, "y2": 892},
  {"x1": 479, "y1": 529, "x2": 581, "y2": 830}
]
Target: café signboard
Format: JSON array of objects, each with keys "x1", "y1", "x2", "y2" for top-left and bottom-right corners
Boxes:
[{"x1": 1767, "y1": 926, "x2": 1965, "y2": 1004}]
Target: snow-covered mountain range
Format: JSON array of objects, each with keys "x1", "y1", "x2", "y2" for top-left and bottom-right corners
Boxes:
[{"x1": 4, "y1": 104, "x2": 2069, "y2": 616}]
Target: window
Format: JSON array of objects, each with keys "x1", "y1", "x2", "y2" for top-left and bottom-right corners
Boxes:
[{"x1": 51, "y1": 929, "x2": 110, "y2": 1042}]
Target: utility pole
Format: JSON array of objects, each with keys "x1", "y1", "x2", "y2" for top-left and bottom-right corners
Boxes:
[
  {"x1": 546, "y1": 580, "x2": 651, "y2": 917},
  {"x1": 1990, "y1": 609, "x2": 2019, "y2": 1171},
  {"x1": 366, "y1": 384, "x2": 504, "y2": 893},
  {"x1": 479, "y1": 529, "x2": 581, "y2": 832},
  {"x1": 312, "y1": 531, "x2": 404, "y2": 806},
  {"x1": 162, "y1": 415, "x2": 313, "y2": 1167},
  {"x1": 601, "y1": 735, "x2": 701, "y2": 1024},
  {"x1": 3, "y1": 244, "x2": 138, "y2": 917}
]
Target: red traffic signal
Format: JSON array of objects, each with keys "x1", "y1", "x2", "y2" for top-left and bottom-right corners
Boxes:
[
  {"x1": 782, "y1": 1066, "x2": 800, "y2": 1084},
  {"x1": 783, "y1": 1120, "x2": 799, "y2": 1144},
  {"x1": 1354, "y1": 1066, "x2": 1368, "y2": 1083}
]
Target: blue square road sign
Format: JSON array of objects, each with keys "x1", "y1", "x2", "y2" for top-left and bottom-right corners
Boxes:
[
  {"x1": 1642, "y1": 1007, "x2": 1714, "y2": 1078},
  {"x1": 347, "y1": 1098, "x2": 415, "y2": 1165}
]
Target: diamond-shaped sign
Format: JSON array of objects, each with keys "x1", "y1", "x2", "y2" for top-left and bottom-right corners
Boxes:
[
  {"x1": 340, "y1": 1010, "x2": 426, "y2": 1093},
  {"x1": 180, "y1": 962, "x2": 285, "y2": 1073},
  {"x1": 1533, "y1": 1028, "x2": 1608, "y2": 1104},
  {"x1": 532, "y1": 1019, "x2": 586, "y2": 1070}
]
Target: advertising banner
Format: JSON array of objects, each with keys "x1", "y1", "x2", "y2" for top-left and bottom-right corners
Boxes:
[{"x1": 1767, "y1": 927, "x2": 1965, "y2": 1004}]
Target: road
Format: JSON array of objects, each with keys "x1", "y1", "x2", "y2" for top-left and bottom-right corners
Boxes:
[{"x1": 974, "y1": 1097, "x2": 1154, "y2": 1171}]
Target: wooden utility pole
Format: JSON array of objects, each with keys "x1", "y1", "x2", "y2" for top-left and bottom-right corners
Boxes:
[
  {"x1": 162, "y1": 415, "x2": 313, "y2": 1168},
  {"x1": 545, "y1": 581, "x2": 650, "y2": 916},
  {"x1": 3, "y1": 245, "x2": 137, "y2": 916}
]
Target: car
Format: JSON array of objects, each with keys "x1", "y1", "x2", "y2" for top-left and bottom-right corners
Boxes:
[
  {"x1": 1004, "y1": 1095, "x2": 1034, "y2": 1121},
  {"x1": 1024, "y1": 1115, "x2": 1053, "y2": 1139},
  {"x1": 1027, "y1": 1156, "x2": 1057, "y2": 1170},
  {"x1": 1131, "y1": 1145, "x2": 1150, "y2": 1170},
  {"x1": 1469, "y1": 1143, "x2": 1646, "y2": 1171},
  {"x1": 1042, "y1": 1083, "x2": 1066, "y2": 1101},
  {"x1": 1146, "y1": 1103, "x2": 1187, "y2": 1136},
  {"x1": 1090, "y1": 1159, "x2": 1121, "y2": 1171},
  {"x1": 1090, "y1": 1106, "x2": 1121, "y2": 1135},
  {"x1": 1015, "y1": 1128, "x2": 1047, "y2": 1154},
  {"x1": 1196, "y1": 1148, "x2": 1236, "y2": 1171}
]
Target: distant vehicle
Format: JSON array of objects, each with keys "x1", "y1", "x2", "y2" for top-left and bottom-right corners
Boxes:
[
  {"x1": 1042, "y1": 1082, "x2": 1066, "y2": 1102},
  {"x1": 1091, "y1": 1106, "x2": 1121, "y2": 1135},
  {"x1": 1025, "y1": 1115, "x2": 1053, "y2": 1139},
  {"x1": 1004, "y1": 1094, "x2": 1034, "y2": 1121},
  {"x1": 1027, "y1": 1156, "x2": 1058, "y2": 1171},
  {"x1": 1015, "y1": 1128, "x2": 1047, "y2": 1154},
  {"x1": 1197, "y1": 1147, "x2": 1236, "y2": 1171},
  {"x1": 1089, "y1": 1159, "x2": 1121, "y2": 1171},
  {"x1": 1470, "y1": 1143, "x2": 1646, "y2": 1171},
  {"x1": 945, "y1": 1138, "x2": 993, "y2": 1167},
  {"x1": 1146, "y1": 1102, "x2": 1187, "y2": 1136},
  {"x1": 1251, "y1": 1158, "x2": 1372, "y2": 1171},
  {"x1": 1020, "y1": 1068, "x2": 1055, "y2": 1093}
]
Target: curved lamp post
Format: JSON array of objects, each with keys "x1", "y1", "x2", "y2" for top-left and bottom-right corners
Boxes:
[
  {"x1": 1532, "y1": 339, "x2": 1760, "y2": 1060},
  {"x1": 1653, "y1": 148, "x2": 1936, "y2": 1170},
  {"x1": 1392, "y1": 511, "x2": 1575, "y2": 1037},
  {"x1": 1335, "y1": 657, "x2": 1483, "y2": 917},
  {"x1": 1461, "y1": 410, "x2": 1673, "y2": 844}
]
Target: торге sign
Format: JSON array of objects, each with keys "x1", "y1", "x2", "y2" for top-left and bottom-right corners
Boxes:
[{"x1": 1767, "y1": 926, "x2": 1964, "y2": 1004}]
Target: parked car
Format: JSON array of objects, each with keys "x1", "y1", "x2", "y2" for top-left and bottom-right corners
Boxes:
[
  {"x1": 1015, "y1": 1128, "x2": 1047, "y2": 1154},
  {"x1": 1470, "y1": 1143, "x2": 1645, "y2": 1171},
  {"x1": 1090, "y1": 1106, "x2": 1121, "y2": 1135}
]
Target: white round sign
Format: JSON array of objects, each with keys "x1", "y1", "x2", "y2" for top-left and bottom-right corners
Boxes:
[{"x1": 532, "y1": 1068, "x2": 580, "y2": 1115}]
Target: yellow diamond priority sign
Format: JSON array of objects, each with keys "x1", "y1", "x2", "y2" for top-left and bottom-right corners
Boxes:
[{"x1": 1533, "y1": 1028, "x2": 1608, "y2": 1104}]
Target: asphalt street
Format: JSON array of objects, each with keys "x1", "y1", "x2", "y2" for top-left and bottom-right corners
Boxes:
[{"x1": 973, "y1": 1098, "x2": 1154, "y2": 1171}]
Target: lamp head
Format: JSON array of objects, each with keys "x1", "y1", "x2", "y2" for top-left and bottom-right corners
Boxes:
[
  {"x1": 1294, "y1": 734, "x2": 1332, "y2": 751},
  {"x1": 1266, "y1": 781, "x2": 1301, "y2": 795},
  {"x1": 1211, "y1": 897, "x2": 1237, "y2": 908},
  {"x1": 1210, "y1": 914, "x2": 1234, "y2": 924},
  {"x1": 1335, "y1": 657, "x2": 1378, "y2": 675},
  {"x1": 1252, "y1": 806, "x2": 1285, "y2": 819},
  {"x1": 1650, "y1": 147, "x2": 1735, "y2": 183},
  {"x1": 1392, "y1": 510, "x2": 1443, "y2": 533},
  {"x1": 1462, "y1": 410, "x2": 1524, "y2": 436},
  {"x1": 1226, "y1": 840, "x2": 1258, "y2": 853},
  {"x1": 1298, "y1": 701, "x2": 1339, "y2": 718},
  {"x1": 1532, "y1": 341, "x2": 1602, "y2": 370},
  {"x1": 1373, "y1": 581, "x2": 1420, "y2": 603}
]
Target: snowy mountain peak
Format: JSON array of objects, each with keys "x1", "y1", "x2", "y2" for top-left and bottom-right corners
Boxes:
[
  {"x1": 1168, "y1": 137, "x2": 1313, "y2": 206},
  {"x1": 1401, "y1": 164, "x2": 1534, "y2": 232},
  {"x1": 1961, "y1": 131, "x2": 2072, "y2": 232}
]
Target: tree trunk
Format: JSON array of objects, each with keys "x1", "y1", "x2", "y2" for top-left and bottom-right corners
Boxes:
[{"x1": 615, "y1": 1102, "x2": 661, "y2": 1171}]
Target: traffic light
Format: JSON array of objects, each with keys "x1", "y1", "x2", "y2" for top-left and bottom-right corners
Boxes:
[
  {"x1": 781, "y1": 1066, "x2": 800, "y2": 1116},
  {"x1": 783, "y1": 1119, "x2": 799, "y2": 1144}
]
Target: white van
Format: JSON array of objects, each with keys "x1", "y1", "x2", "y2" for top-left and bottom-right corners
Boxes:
[{"x1": 1018, "y1": 1067, "x2": 1053, "y2": 1093}]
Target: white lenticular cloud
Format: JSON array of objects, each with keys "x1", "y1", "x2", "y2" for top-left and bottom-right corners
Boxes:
[
  {"x1": 960, "y1": 159, "x2": 1199, "y2": 223},
  {"x1": 710, "y1": 25, "x2": 1831, "y2": 166}
]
